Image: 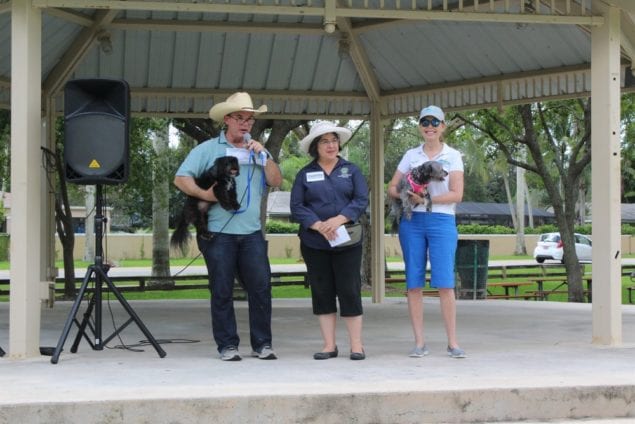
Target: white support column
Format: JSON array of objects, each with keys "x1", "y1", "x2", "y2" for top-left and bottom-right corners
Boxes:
[
  {"x1": 370, "y1": 104, "x2": 385, "y2": 303},
  {"x1": 9, "y1": 0, "x2": 43, "y2": 358},
  {"x1": 591, "y1": 6, "x2": 622, "y2": 345}
]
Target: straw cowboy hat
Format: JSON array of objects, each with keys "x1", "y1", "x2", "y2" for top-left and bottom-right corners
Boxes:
[
  {"x1": 208, "y1": 92, "x2": 268, "y2": 122},
  {"x1": 299, "y1": 121, "x2": 352, "y2": 154}
]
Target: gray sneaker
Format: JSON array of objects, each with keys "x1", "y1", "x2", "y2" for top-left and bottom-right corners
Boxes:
[
  {"x1": 447, "y1": 346, "x2": 466, "y2": 358},
  {"x1": 251, "y1": 345, "x2": 277, "y2": 360},
  {"x1": 408, "y1": 345, "x2": 430, "y2": 358},
  {"x1": 220, "y1": 346, "x2": 242, "y2": 361}
]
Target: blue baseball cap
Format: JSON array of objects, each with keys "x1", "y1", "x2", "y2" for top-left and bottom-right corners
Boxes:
[{"x1": 419, "y1": 105, "x2": 445, "y2": 122}]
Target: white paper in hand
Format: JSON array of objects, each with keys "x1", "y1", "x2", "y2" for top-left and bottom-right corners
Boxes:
[{"x1": 328, "y1": 225, "x2": 351, "y2": 247}]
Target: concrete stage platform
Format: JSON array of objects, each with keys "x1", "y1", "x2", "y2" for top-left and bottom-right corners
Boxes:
[{"x1": 1, "y1": 297, "x2": 634, "y2": 423}]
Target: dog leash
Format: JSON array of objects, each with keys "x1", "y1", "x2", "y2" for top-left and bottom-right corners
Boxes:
[{"x1": 232, "y1": 149, "x2": 266, "y2": 214}]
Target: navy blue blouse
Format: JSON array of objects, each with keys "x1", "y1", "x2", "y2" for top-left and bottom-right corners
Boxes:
[{"x1": 290, "y1": 157, "x2": 369, "y2": 250}]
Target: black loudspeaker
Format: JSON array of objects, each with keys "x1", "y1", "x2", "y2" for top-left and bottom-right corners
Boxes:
[{"x1": 64, "y1": 79, "x2": 130, "y2": 184}]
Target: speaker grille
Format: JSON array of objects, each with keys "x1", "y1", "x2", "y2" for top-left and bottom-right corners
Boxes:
[{"x1": 63, "y1": 79, "x2": 130, "y2": 185}]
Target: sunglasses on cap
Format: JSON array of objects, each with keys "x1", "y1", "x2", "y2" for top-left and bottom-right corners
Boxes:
[{"x1": 419, "y1": 117, "x2": 442, "y2": 127}]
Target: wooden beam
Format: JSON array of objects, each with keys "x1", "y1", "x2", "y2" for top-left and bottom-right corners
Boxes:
[
  {"x1": 336, "y1": 17, "x2": 382, "y2": 102},
  {"x1": 42, "y1": 9, "x2": 119, "y2": 98},
  {"x1": 32, "y1": 0, "x2": 604, "y2": 25}
]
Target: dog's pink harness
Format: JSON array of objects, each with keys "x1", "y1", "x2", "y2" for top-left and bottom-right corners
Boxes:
[{"x1": 407, "y1": 172, "x2": 426, "y2": 194}]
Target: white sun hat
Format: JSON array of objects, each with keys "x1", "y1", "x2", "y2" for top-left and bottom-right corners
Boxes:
[{"x1": 299, "y1": 121, "x2": 352, "y2": 155}]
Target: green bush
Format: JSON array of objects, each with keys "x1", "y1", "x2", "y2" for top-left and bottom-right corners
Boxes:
[
  {"x1": 458, "y1": 224, "x2": 514, "y2": 234},
  {"x1": 266, "y1": 220, "x2": 635, "y2": 236},
  {"x1": 529, "y1": 224, "x2": 558, "y2": 234},
  {"x1": 622, "y1": 224, "x2": 635, "y2": 235},
  {"x1": 266, "y1": 220, "x2": 299, "y2": 234},
  {"x1": 0, "y1": 233, "x2": 8, "y2": 261}
]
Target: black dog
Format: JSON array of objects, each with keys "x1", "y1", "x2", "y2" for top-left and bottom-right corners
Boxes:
[
  {"x1": 171, "y1": 156, "x2": 240, "y2": 254},
  {"x1": 390, "y1": 160, "x2": 448, "y2": 232}
]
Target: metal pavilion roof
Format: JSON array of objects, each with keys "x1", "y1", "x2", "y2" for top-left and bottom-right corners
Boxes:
[{"x1": 2, "y1": 0, "x2": 635, "y2": 119}]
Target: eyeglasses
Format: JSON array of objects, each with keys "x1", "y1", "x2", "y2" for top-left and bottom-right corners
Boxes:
[
  {"x1": 228, "y1": 114, "x2": 255, "y2": 125},
  {"x1": 318, "y1": 138, "x2": 339, "y2": 146},
  {"x1": 419, "y1": 117, "x2": 442, "y2": 127}
]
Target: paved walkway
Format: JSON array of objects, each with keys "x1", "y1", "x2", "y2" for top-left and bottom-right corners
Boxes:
[
  {"x1": 1, "y1": 297, "x2": 634, "y2": 423},
  {"x1": 2, "y1": 259, "x2": 635, "y2": 422}
]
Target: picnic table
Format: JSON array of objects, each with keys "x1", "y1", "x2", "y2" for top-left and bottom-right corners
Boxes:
[
  {"x1": 526, "y1": 276, "x2": 592, "y2": 302},
  {"x1": 486, "y1": 281, "x2": 534, "y2": 297}
]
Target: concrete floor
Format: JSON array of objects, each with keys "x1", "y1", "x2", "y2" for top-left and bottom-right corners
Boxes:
[{"x1": 1, "y1": 296, "x2": 634, "y2": 423}]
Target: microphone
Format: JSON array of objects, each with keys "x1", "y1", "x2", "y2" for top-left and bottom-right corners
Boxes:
[{"x1": 243, "y1": 132, "x2": 266, "y2": 163}]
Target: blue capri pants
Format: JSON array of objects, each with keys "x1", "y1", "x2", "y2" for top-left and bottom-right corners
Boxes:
[{"x1": 398, "y1": 212, "x2": 458, "y2": 289}]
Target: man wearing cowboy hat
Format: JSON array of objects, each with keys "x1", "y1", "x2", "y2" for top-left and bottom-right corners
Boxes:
[{"x1": 174, "y1": 92, "x2": 282, "y2": 361}]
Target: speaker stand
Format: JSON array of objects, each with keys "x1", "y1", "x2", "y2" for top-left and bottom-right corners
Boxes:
[{"x1": 51, "y1": 185, "x2": 166, "y2": 364}]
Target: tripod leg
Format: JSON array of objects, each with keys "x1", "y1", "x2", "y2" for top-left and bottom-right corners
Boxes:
[
  {"x1": 98, "y1": 268, "x2": 166, "y2": 358},
  {"x1": 70, "y1": 295, "x2": 97, "y2": 353},
  {"x1": 102, "y1": 318, "x2": 134, "y2": 345},
  {"x1": 51, "y1": 267, "x2": 96, "y2": 364}
]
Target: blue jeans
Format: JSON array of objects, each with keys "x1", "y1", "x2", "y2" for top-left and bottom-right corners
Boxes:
[{"x1": 197, "y1": 231, "x2": 272, "y2": 353}]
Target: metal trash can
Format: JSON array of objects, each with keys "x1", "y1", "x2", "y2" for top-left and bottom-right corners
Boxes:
[{"x1": 455, "y1": 239, "x2": 489, "y2": 300}]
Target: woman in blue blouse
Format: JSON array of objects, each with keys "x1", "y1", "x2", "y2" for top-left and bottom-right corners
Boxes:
[{"x1": 290, "y1": 122, "x2": 369, "y2": 360}]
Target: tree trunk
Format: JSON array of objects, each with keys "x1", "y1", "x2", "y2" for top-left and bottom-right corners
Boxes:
[
  {"x1": 42, "y1": 147, "x2": 76, "y2": 299},
  {"x1": 503, "y1": 172, "x2": 517, "y2": 230},
  {"x1": 149, "y1": 127, "x2": 173, "y2": 288},
  {"x1": 577, "y1": 182, "x2": 586, "y2": 225},
  {"x1": 515, "y1": 165, "x2": 526, "y2": 255},
  {"x1": 559, "y1": 185, "x2": 585, "y2": 302},
  {"x1": 251, "y1": 119, "x2": 303, "y2": 230},
  {"x1": 524, "y1": 179, "x2": 534, "y2": 228}
]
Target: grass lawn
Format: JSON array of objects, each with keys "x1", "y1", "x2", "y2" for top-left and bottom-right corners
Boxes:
[{"x1": 0, "y1": 256, "x2": 305, "y2": 270}]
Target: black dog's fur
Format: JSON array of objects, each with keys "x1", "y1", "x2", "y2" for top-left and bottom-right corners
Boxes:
[
  {"x1": 390, "y1": 160, "x2": 448, "y2": 233},
  {"x1": 171, "y1": 156, "x2": 240, "y2": 254}
]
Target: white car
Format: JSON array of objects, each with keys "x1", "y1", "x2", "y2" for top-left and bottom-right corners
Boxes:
[{"x1": 533, "y1": 232, "x2": 592, "y2": 264}]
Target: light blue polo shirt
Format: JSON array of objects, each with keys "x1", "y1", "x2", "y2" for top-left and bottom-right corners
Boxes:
[{"x1": 175, "y1": 133, "x2": 266, "y2": 234}]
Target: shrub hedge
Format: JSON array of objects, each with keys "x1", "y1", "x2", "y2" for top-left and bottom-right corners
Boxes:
[
  {"x1": 0, "y1": 234, "x2": 8, "y2": 261},
  {"x1": 265, "y1": 220, "x2": 635, "y2": 236}
]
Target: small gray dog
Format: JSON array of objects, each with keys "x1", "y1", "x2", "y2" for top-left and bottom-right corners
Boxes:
[{"x1": 390, "y1": 160, "x2": 448, "y2": 232}]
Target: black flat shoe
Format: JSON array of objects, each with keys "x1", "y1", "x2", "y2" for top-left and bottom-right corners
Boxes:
[
  {"x1": 313, "y1": 347, "x2": 338, "y2": 360},
  {"x1": 350, "y1": 350, "x2": 365, "y2": 360}
]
